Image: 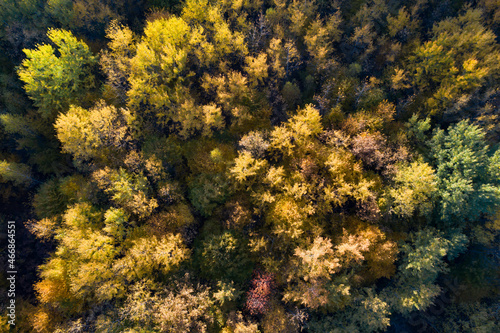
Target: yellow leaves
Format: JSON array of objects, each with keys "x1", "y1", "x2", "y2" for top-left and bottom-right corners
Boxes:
[
  {"x1": 391, "y1": 68, "x2": 410, "y2": 90},
  {"x1": 174, "y1": 98, "x2": 224, "y2": 138},
  {"x1": 341, "y1": 222, "x2": 398, "y2": 280},
  {"x1": 408, "y1": 9, "x2": 500, "y2": 115},
  {"x1": 269, "y1": 126, "x2": 295, "y2": 155},
  {"x1": 128, "y1": 17, "x2": 193, "y2": 123},
  {"x1": 261, "y1": 303, "x2": 300, "y2": 333},
  {"x1": 25, "y1": 218, "x2": 58, "y2": 241},
  {"x1": 70, "y1": 261, "x2": 117, "y2": 300},
  {"x1": 411, "y1": 40, "x2": 454, "y2": 88},
  {"x1": 18, "y1": 29, "x2": 95, "y2": 118},
  {"x1": 289, "y1": 104, "x2": 323, "y2": 139},
  {"x1": 31, "y1": 309, "x2": 54, "y2": 333},
  {"x1": 244, "y1": 53, "x2": 269, "y2": 86},
  {"x1": 270, "y1": 192, "x2": 315, "y2": 239},
  {"x1": 287, "y1": 223, "x2": 398, "y2": 294},
  {"x1": 190, "y1": 26, "x2": 217, "y2": 66},
  {"x1": 62, "y1": 230, "x2": 116, "y2": 262},
  {"x1": 93, "y1": 167, "x2": 158, "y2": 219},
  {"x1": 336, "y1": 231, "x2": 371, "y2": 266},
  {"x1": 294, "y1": 237, "x2": 340, "y2": 281},
  {"x1": 104, "y1": 207, "x2": 129, "y2": 240},
  {"x1": 283, "y1": 279, "x2": 332, "y2": 310},
  {"x1": 326, "y1": 148, "x2": 359, "y2": 177},
  {"x1": 145, "y1": 203, "x2": 195, "y2": 236},
  {"x1": 267, "y1": 38, "x2": 285, "y2": 78},
  {"x1": 265, "y1": 166, "x2": 286, "y2": 188},
  {"x1": 463, "y1": 58, "x2": 480, "y2": 72},
  {"x1": 268, "y1": 197, "x2": 309, "y2": 239},
  {"x1": 62, "y1": 202, "x2": 101, "y2": 230},
  {"x1": 458, "y1": 58, "x2": 489, "y2": 87},
  {"x1": 387, "y1": 7, "x2": 411, "y2": 37},
  {"x1": 151, "y1": 282, "x2": 214, "y2": 332},
  {"x1": 182, "y1": 0, "x2": 210, "y2": 24},
  {"x1": 270, "y1": 104, "x2": 322, "y2": 155},
  {"x1": 55, "y1": 101, "x2": 133, "y2": 161},
  {"x1": 266, "y1": 38, "x2": 300, "y2": 78},
  {"x1": 389, "y1": 161, "x2": 437, "y2": 217},
  {"x1": 201, "y1": 103, "x2": 224, "y2": 135},
  {"x1": 0, "y1": 160, "x2": 32, "y2": 186},
  {"x1": 230, "y1": 151, "x2": 268, "y2": 183},
  {"x1": 324, "y1": 148, "x2": 376, "y2": 207},
  {"x1": 154, "y1": 234, "x2": 190, "y2": 271},
  {"x1": 203, "y1": 70, "x2": 270, "y2": 133},
  {"x1": 143, "y1": 17, "x2": 190, "y2": 50},
  {"x1": 304, "y1": 15, "x2": 341, "y2": 71},
  {"x1": 127, "y1": 234, "x2": 190, "y2": 278},
  {"x1": 399, "y1": 283, "x2": 441, "y2": 312},
  {"x1": 105, "y1": 20, "x2": 135, "y2": 55},
  {"x1": 35, "y1": 278, "x2": 69, "y2": 305}
]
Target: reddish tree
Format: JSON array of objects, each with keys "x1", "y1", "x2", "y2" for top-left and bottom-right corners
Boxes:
[{"x1": 245, "y1": 271, "x2": 275, "y2": 316}]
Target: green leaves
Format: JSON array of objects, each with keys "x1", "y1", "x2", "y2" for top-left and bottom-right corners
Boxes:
[
  {"x1": 383, "y1": 228, "x2": 467, "y2": 315},
  {"x1": 0, "y1": 160, "x2": 32, "y2": 185},
  {"x1": 18, "y1": 29, "x2": 96, "y2": 119},
  {"x1": 430, "y1": 120, "x2": 500, "y2": 227},
  {"x1": 196, "y1": 231, "x2": 253, "y2": 284}
]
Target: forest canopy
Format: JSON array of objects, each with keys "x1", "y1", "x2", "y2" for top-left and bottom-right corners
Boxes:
[{"x1": 0, "y1": 0, "x2": 499, "y2": 332}]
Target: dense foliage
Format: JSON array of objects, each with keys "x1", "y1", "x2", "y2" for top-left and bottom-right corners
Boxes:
[{"x1": 1, "y1": 0, "x2": 499, "y2": 332}]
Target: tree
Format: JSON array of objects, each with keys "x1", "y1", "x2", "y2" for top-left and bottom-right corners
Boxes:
[
  {"x1": 408, "y1": 9, "x2": 500, "y2": 116},
  {"x1": 93, "y1": 167, "x2": 158, "y2": 219},
  {"x1": 18, "y1": 29, "x2": 96, "y2": 120},
  {"x1": 202, "y1": 70, "x2": 271, "y2": 134},
  {"x1": 188, "y1": 173, "x2": 230, "y2": 217},
  {"x1": 304, "y1": 13, "x2": 342, "y2": 74},
  {"x1": 307, "y1": 289, "x2": 391, "y2": 333},
  {"x1": 0, "y1": 160, "x2": 32, "y2": 185},
  {"x1": 270, "y1": 104, "x2": 323, "y2": 156},
  {"x1": 120, "y1": 278, "x2": 215, "y2": 332},
  {"x1": 47, "y1": 0, "x2": 123, "y2": 40},
  {"x1": 230, "y1": 151, "x2": 268, "y2": 185},
  {"x1": 245, "y1": 271, "x2": 274, "y2": 315},
  {"x1": 121, "y1": 234, "x2": 190, "y2": 279},
  {"x1": 100, "y1": 20, "x2": 136, "y2": 103},
  {"x1": 127, "y1": 15, "x2": 231, "y2": 137},
  {"x1": 388, "y1": 160, "x2": 438, "y2": 218},
  {"x1": 383, "y1": 228, "x2": 467, "y2": 315},
  {"x1": 238, "y1": 131, "x2": 270, "y2": 159},
  {"x1": 55, "y1": 101, "x2": 135, "y2": 163},
  {"x1": 196, "y1": 231, "x2": 253, "y2": 284},
  {"x1": 430, "y1": 120, "x2": 500, "y2": 228}
]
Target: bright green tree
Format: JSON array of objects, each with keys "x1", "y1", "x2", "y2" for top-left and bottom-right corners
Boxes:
[{"x1": 18, "y1": 29, "x2": 96, "y2": 120}]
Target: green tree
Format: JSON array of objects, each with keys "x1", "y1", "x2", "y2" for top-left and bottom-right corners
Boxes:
[
  {"x1": 0, "y1": 160, "x2": 32, "y2": 186},
  {"x1": 383, "y1": 228, "x2": 467, "y2": 315},
  {"x1": 307, "y1": 289, "x2": 391, "y2": 333},
  {"x1": 18, "y1": 29, "x2": 96, "y2": 120},
  {"x1": 430, "y1": 120, "x2": 500, "y2": 228},
  {"x1": 196, "y1": 231, "x2": 253, "y2": 284}
]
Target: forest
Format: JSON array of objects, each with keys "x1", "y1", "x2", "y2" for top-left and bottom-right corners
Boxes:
[{"x1": 0, "y1": 0, "x2": 499, "y2": 332}]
